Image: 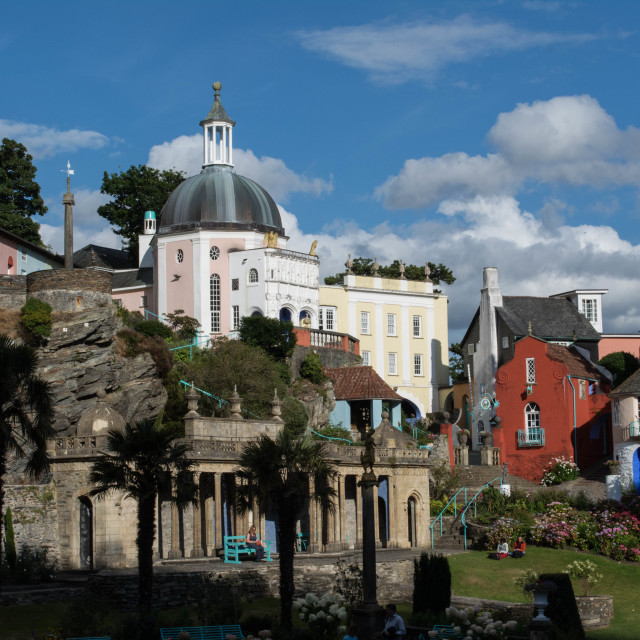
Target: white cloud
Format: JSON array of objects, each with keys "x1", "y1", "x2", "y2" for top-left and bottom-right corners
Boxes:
[
  {"x1": 147, "y1": 135, "x2": 332, "y2": 202},
  {"x1": 297, "y1": 16, "x2": 594, "y2": 84},
  {"x1": 40, "y1": 189, "x2": 117, "y2": 254},
  {"x1": 0, "y1": 119, "x2": 110, "y2": 158},
  {"x1": 378, "y1": 95, "x2": 640, "y2": 210}
]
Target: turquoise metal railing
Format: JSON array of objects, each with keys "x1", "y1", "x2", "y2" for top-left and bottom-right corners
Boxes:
[
  {"x1": 517, "y1": 427, "x2": 545, "y2": 447},
  {"x1": 459, "y1": 477, "x2": 503, "y2": 549},
  {"x1": 430, "y1": 487, "x2": 468, "y2": 549},
  {"x1": 178, "y1": 380, "x2": 264, "y2": 419},
  {"x1": 306, "y1": 427, "x2": 353, "y2": 445},
  {"x1": 628, "y1": 420, "x2": 640, "y2": 439}
]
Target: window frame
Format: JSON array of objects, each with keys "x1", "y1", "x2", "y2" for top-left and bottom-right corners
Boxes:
[
  {"x1": 248, "y1": 268, "x2": 259, "y2": 284},
  {"x1": 360, "y1": 311, "x2": 370, "y2": 335},
  {"x1": 387, "y1": 313, "x2": 397, "y2": 337},
  {"x1": 414, "y1": 353, "x2": 423, "y2": 376},
  {"x1": 388, "y1": 352, "x2": 398, "y2": 376},
  {"x1": 413, "y1": 315, "x2": 422, "y2": 338},
  {"x1": 210, "y1": 273, "x2": 221, "y2": 333},
  {"x1": 362, "y1": 350, "x2": 371, "y2": 366},
  {"x1": 526, "y1": 358, "x2": 536, "y2": 384}
]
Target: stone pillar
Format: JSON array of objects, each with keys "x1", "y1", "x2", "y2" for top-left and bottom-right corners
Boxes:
[
  {"x1": 308, "y1": 476, "x2": 320, "y2": 552},
  {"x1": 204, "y1": 484, "x2": 214, "y2": 556},
  {"x1": 168, "y1": 502, "x2": 182, "y2": 559},
  {"x1": 338, "y1": 474, "x2": 346, "y2": 549},
  {"x1": 356, "y1": 481, "x2": 363, "y2": 549},
  {"x1": 190, "y1": 473, "x2": 204, "y2": 558},
  {"x1": 214, "y1": 472, "x2": 223, "y2": 552},
  {"x1": 373, "y1": 484, "x2": 380, "y2": 546}
]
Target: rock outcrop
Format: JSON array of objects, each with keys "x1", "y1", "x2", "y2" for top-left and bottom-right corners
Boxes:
[{"x1": 38, "y1": 305, "x2": 167, "y2": 435}]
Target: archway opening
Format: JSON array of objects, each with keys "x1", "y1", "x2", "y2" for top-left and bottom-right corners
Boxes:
[
  {"x1": 408, "y1": 496, "x2": 418, "y2": 547},
  {"x1": 279, "y1": 308, "x2": 292, "y2": 323},
  {"x1": 78, "y1": 496, "x2": 93, "y2": 570}
]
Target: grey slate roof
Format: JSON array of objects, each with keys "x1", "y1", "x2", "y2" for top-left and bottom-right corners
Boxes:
[
  {"x1": 609, "y1": 368, "x2": 640, "y2": 397},
  {"x1": 74, "y1": 245, "x2": 133, "y2": 270},
  {"x1": 112, "y1": 268, "x2": 153, "y2": 290},
  {"x1": 199, "y1": 83, "x2": 236, "y2": 126},
  {"x1": 0, "y1": 226, "x2": 64, "y2": 265},
  {"x1": 498, "y1": 296, "x2": 600, "y2": 340}
]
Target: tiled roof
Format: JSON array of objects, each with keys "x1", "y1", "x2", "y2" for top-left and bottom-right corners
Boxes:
[
  {"x1": 547, "y1": 344, "x2": 606, "y2": 380},
  {"x1": 324, "y1": 366, "x2": 403, "y2": 401},
  {"x1": 112, "y1": 268, "x2": 153, "y2": 289},
  {"x1": 609, "y1": 368, "x2": 640, "y2": 397},
  {"x1": 73, "y1": 244, "x2": 133, "y2": 269},
  {"x1": 499, "y1": 296, "x2": 600, "y2": 340}
]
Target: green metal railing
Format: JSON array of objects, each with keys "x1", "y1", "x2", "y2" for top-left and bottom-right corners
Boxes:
[
  {"x1": 460, "y1": 477, "x2": 503, "y2": 549},
  {"x1": 430, "y1": 487, "x2": 468, "y2": 549},
  {"x1": 306, "y1": 427, "x2": 353, "y2": 446}
]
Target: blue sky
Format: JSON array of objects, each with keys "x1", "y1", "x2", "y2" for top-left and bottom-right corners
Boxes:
[{"x1": 3, "y1": 0, "x2": 640, "y2": 342}]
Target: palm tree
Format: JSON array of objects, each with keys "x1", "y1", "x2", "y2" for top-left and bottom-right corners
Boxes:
[
  {"x1": 234, "y1": 431, "x2": 337, "y2": 632},
  {"x1": 0, "y1": 334, "x2": 54, "y2": 563},
  {"x1": 89, "y1": 420, "x2": 197, "y2": 610}
]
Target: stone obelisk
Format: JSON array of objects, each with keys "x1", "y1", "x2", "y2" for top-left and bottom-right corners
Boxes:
[{"x1": 62, "y1": 161, "x2": 75, "y2": 269}]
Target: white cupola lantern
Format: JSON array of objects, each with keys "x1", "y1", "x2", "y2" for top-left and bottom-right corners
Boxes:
[{"x1": 200, "y1": 81, "x2": 236, "y2": 169}]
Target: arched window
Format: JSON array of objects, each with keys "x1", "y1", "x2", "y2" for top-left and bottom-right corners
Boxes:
[
  {"x1": 248, "y1": 268, "x2": 259, "y2": 284},
  {"x1": 524, "y1": 402, "x2": 541, "y2": 444},
  {"x1": 210, "y1": 274, "x2": 220, "y2": 333}
]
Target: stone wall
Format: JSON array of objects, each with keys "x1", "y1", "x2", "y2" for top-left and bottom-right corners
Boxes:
[
  {"x1": 4, "y1": 482, "x2": 59, "y2": 562},
  {"x1": 291, "y1": 345, "x2": 360, "y2": 381},
  {"x1": 87, "y1": 557, "x2": 416, "y2": 611},
  {"x1": 0, "y1": 274, "x2": 27, "y2": 309},
  {"x1": 28, "y1": 269, "x2": 112, "y2": 312}
]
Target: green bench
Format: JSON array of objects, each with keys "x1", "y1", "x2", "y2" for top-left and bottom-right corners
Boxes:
[
  {"x1": 431, "y1": 624, "x2": 465, "y2": 639},
  {"x1": 160, "y1": 625, "x2": 244, "y2": 640},
  {"x1": 223, "y1": 535, "x2": 273, "y2": 564}
]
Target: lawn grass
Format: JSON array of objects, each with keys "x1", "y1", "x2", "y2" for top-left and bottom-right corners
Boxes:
[{"x1": 448, "y1": 546, "x2": 640, "y2": 640}]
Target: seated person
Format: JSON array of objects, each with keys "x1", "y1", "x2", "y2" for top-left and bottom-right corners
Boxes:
[
  {"x1": 496, "y1": 538, "x2": 509, "y2": 559},
  {"x1": 510, "y1": 535, "x2": 526, "y2": 557},
  {"x1": 246, "y1": 526, "x2": 265, "y2": 561},
  {"x1": 382, "y1": 603, "x2": 406, "y2": 637}
]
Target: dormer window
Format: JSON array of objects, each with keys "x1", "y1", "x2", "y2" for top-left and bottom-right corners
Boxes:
[{"x1": 581, "y1": 299, "x2": 598, "y2": 323}]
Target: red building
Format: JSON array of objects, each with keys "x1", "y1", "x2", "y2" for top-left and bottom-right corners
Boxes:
[{"x1": 494, "y1": 336, "x2": 611, "y2": 483}]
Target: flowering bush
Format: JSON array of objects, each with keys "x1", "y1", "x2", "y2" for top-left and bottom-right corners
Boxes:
[
  {"x1": 563, "y1": 560, "x2": 603, "y2": 596},
  {"x1": 513, "y1": 569, "x2": 538, "y2": 602},
  {"x1": 293, "y1": 592, "x2": 347, "y2": 639},
  {"x1": 427, "y1": 605, "x2": 518, "y2": 638},
  {"x1": 540, "y1": 456, "x2": 579, "y2": 486}
]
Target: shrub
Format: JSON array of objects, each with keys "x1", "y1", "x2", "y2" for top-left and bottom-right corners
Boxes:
[
  {"x1": 334, "y1": 559, "x2": 363, "y2": 609},
  {"x1": 513, "y1": 568, "x2": 538, "y2": 603},
  {"x1": 293, "y1": 592, "x2": 347, "y2": 640},
  {"x1": 413, "y1": 552, "x2": 451, "y2": 615},
  {"x1": 563, "y1": 560, "x2": 603, "y2": 596},
  {"x1": 300, "y1": 352, "x2": 324, "y2": 384},
  {"x1": 541, "y1": 456, "x2": 579, "y2": 486},
  {"x1": 598, "y1": 351, "x2": 640, "y2": 386},
  {"x1": 134, "y1": 320, "x2": 174, "y2": 340},
  {"x1": 11, "y1": 544, "x2": 57, "y2": 583},
  {"x1": 312, "y1": 424, "x2": 352, "y2": 443},
  {"x1": 193, "y1": 574, "x2": 245, "y2": 625},
  {"x1": 20, "y1": 297, "x2": 52, "y2": 342},
  {"x1": 282, "y1": 396, "x2": 309, "y2": 436},
  {"x1": 164, "y1": 309, "x2": 201, "y2": 341},
  {"x1": 115, "y1": 330, "x2": 173, "y2": 378}
]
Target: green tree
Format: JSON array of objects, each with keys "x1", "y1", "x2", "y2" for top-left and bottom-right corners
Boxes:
[
  {"x1": 182, "y1": 340, "x2": 288, "y2": 418},
  {"x1": 98, "y1": 164, "x2": 185, "y2": 259},
  {"x1": 234, "y1": 432, "x2": 336, "y2": 631},
  {"x1": 238, "y1": 315, "x2": 297, "y2": 360},
  {"x1": 0, "y1": 138, "x2": 47, "y2": 245},
  {"x1": 88, "y1": 420, "x2": 197, "y2": 610},
  {"x1": 324, "y1": 256, "x2": 455, "y2": 293},
  {"x1": 0, "y1": 334, "x2": 55, "y2": 563},
  {"x1": 449, "y1": 342, "x2": 465, "y2": 383},
  {"x1": 598, "y1": 351, "x2": 640, "y2": 388}
]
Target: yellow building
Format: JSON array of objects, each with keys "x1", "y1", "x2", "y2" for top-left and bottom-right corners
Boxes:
[{"x1": 319, "y1": 272, "x2": 449, "y2": 422}]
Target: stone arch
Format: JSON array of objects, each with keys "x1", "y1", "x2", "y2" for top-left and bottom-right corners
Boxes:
[
  {"x1": 279, "y1": 306, "x2": 293, "y2": 323},
  {"x1": 78, "y1": 496, "x2": 93, "y2": 570}
]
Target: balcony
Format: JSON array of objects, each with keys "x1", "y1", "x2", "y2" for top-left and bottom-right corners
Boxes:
[
  {"x1": 621, "y1": 420, "x2": 640, "y2": 441},
  {"x1": 518, "y1": 427, "x2": 545, "y2": 447},
  {"x1": 293, "y1": 327, "x2": 360, "y2": 355}
]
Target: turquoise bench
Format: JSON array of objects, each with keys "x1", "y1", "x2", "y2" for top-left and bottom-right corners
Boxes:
[
  {"x1": 223, "y1": 535, "x2": 273, "y2": 564},
  {"x1": 431, "y1": 624, "x2": 465, "y2": 639},
  {"x1": 160, "y1": 625, "x2": 244, "y2": 640},
  {"x1": 67, "y1": 637, "x2": 110, "y2": 640}
]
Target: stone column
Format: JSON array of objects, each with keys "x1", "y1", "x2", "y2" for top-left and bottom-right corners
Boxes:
[
  {"x1": 373, "y1": 484, "x2": 380, "y2": 546},
  {"x1": 214, "y1": 472, "x2": 223, "y2": 552},
  {"x1": 338, "y1": 474, "x2": 346, "y2": 549},
  {"x1": 204, "y1": 481, "x2": 214, "y2": 556},
  {"x1": 168, "y1": 502, "x2": 182, "y2": 559},
  {"x1": 190, "y1": 472, "x2": 204, "y2": 558},
  {"x1": 356, "y1": 481, "x2": 363, "y2": 549},
  {"x1": 308, "y1": 476, "x2": 320, "y2": 552}
]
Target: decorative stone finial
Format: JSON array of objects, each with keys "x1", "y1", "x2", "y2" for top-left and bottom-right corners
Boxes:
[
  {"x1": 271, "y1": 389, "x2": 283, "y2": 422},
  {"x1": 213, "y1": 81, "x2": 222, "y2": 95},
  {"x1": 230, "y1": 384, "x2": 243, "y2": 419},
  {"x1": 493, "y1": 416, "x2": 502, "y2": 427},
  {"x1": 346, "y1": 254, "x2": 354, "y2": 275},
  {"x1": 185, "y1": 382, "x2": 200, "y2": 416},
  {"x1": 424, "y1": 263, "x2": 432, "y2": 282},
  {"x1": 373, "y1": 257, "x2": 380, "y2": 277}
]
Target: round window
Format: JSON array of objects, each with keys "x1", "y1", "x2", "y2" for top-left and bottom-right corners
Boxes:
[
  {"x1": 210, "y1": 246, "x2": 220, "y2": 260},
  {"x1": 176, "y1": 249, "x2": 184, "y2": 263}
]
